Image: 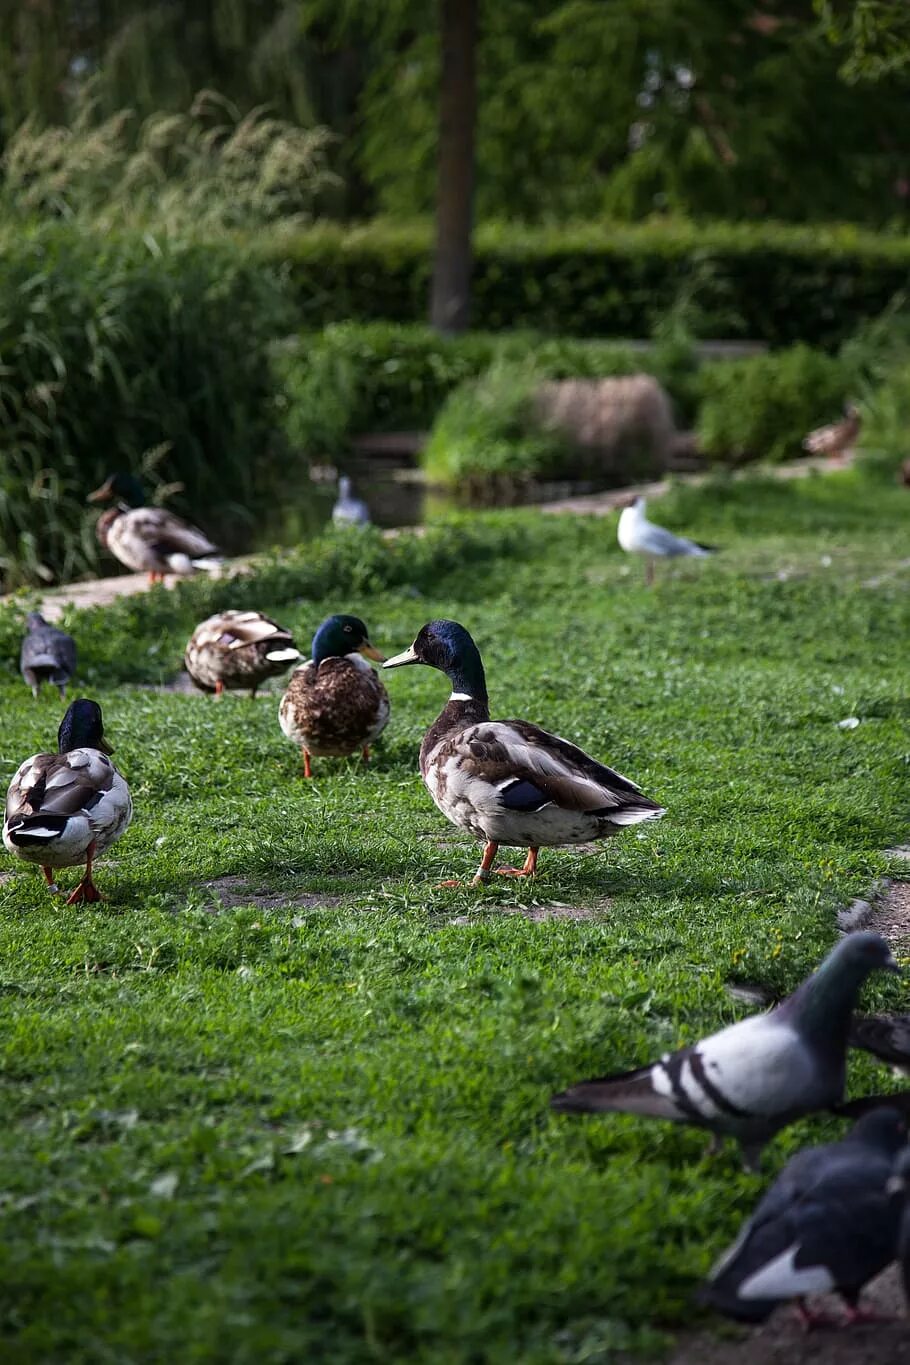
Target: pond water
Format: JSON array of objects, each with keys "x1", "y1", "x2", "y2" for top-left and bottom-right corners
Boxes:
[{"x1": 245, "y1": 453, "x2": 617, "y2": 553}]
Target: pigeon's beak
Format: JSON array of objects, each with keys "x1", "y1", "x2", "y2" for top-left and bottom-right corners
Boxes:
[
  {"x1": 87, "y1": 477, "x2": 115, "y2": 504},
  {"x1": 382, "y1": 644, "x2": 419, "y2": 669},
  {"x1": 358, "y1": 641, "x2": 385, "y2": 663},
  {"x1": 99, "y1": 735, "x2": 114, "y2": 756}
]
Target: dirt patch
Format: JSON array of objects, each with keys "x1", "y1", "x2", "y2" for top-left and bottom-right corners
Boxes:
[
  {"x1": 199, "y1": 875, "x2": 341, "y2": 913},
  {"x1": 839, "y1": 881, "x2": 910, "y2": 948},
  {"x1": 669, "y1": 1267, "x2": 909, "y2": 1365},
  {"x1": 448, "y1": 899, "x2": 611, "y2": 926}
]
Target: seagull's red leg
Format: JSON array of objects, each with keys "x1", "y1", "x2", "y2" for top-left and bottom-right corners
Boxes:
[
  {"x1": 495, "y1": 846, "x2": 540, "y2": 878},
  {"x1": 66, "y1": 842, "x2": 102, "y2": 904},
  {"x1": 303, "y1": 750, "x2": 312, "y2": 779}
]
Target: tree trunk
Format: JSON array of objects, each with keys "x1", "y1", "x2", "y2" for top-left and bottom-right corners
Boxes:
[{"x1": 429, "y1": 0, "x2": 477, "y2": 334}]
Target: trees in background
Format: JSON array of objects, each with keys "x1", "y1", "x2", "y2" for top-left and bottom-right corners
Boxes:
[{"x1": 1, "y1": 1, "x2": 910, "y2": 229}]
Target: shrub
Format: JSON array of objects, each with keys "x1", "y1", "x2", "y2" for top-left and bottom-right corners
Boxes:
[
  {"x1": 0, "y1": 222, "x2": 294, "y2": 587},
  {"x1": 695, "y1": 345, "x2": 851, "y2": 463},
  {"x1": 259, "y1": 218, "x2": 910, "y2": 346},
  {"x1": 421, "y1": 362, "x2": 573, "y2": 491},
  {"x1": 276, "y1": 322, "x2": 694, "y2": 459}
]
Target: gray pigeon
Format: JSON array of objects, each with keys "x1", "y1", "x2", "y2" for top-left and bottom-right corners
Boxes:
[
  {"x1": 20, "y1": 613, "x2": 76, "y2": 700},
  {"x1": 850, "y1": 1013, "x2": 910, "y2": 1076},
  {"x1": 699, "y1": 1107, "x2": 908, "y2": 1328},
  {"x1": 551, "y1": 932, "x2": 899, "y2": 1169},
  {"x1": 893, "y1": 1148, "x2": 910, "y2": 1310}
]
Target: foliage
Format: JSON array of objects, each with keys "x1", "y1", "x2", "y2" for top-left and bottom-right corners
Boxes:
[
  {"x1": 0, "y1": 221, "x2": 293, "y2": 588},
  {"x1": 817, "y1": 0, "x2": 910, "y2": 80},
  {"x1": 264, "y1": 217, "x2": 910, "y2": 345},
  {"x1": 1, "y1": 87, "x2": 336, "y2": 232},
  {"x1": 275, "y1": 323, "x2": 656, "y2": 458},
  {"x1": 0, "y1": 478, "x2": 907, "y2": 1359},
  {"x1": 5, "y1": 3, "x2": 910, "y2": 224},
  {"x1": 421, "y1": 361, "x2": 573, "y2": 490},
  {"x1": 696, "y1": 344, "x2": 851, "y2": 463},
  {"x1": 853, "y1": 357, "x2": 910, "y2": 481}
]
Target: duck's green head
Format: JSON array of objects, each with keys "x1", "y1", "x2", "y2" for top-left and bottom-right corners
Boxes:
[
  {"x1": 88, "y1": 472, "x2": 146, "y2": 508},
  {"x1": 312, "y1": 614, "x2": 384, "y2": 666},
  {"x1": 57, "y1": 699, "x2": 113, "y2": 755},
  {"x1": 383, "y1": 619, "x2": 488, "y2": 703}
]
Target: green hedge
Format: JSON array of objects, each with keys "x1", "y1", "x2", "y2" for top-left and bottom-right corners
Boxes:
[
  {"x1": 0, "y1": 223, "x2": 294, "y2": 586},
  {"x1": 260, "y1": 219, "x2": 910, "y2": 347},
  {"x1": 695, "y1": 345, "x2": 852, "y2": 463}
]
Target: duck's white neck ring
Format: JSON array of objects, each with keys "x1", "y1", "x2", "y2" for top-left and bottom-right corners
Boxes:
[{"x1": 449, "y1": 692, "x2": 474, "y2": 702}]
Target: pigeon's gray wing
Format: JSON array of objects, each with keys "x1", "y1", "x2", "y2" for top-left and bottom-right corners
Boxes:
[
  {"x1": 20, "y1": 623, "x2": 76, "y2": 685},
  {"x1": 552, "y1": 1011, "x2": 821, "y2": 1134}
]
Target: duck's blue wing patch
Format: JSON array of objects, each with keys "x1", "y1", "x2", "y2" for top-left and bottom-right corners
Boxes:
[{"x1": 498, "y1": 777, "x2": 552, "y2": 812}]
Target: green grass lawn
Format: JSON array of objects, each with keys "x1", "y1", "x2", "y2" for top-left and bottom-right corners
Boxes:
[{"x1": 0, "y1": 470, "x2": 908, "y2": 1363}]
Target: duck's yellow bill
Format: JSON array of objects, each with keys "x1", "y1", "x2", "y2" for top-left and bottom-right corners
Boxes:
[
  {"x1": 382, "y1": 645, "x2": 419, "y2": 668},
  {"x1": 358, "y1": 641, "x2": 385, "y2": 663}
]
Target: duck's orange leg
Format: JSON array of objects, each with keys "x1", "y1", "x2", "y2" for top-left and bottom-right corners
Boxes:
[
  {"x1": 361, "y1": 746, "x2": 371, "y2": 764},
  {"x1": 42, "y1": 865, "x2": 60, "y2": 892},
  {"x1": 303, "y1": 750, "x2": 313, "y2": 779},
  {"x1": 66, "y1": 842, "x2": 103, "y2": 904},
  {"x1": 470, "y1": 841, "x2": 500, "y2": 885},
  {"x1": 214, "y1": 680, "x2": 224, "y2": 698},
  {"x1": 495, "y1": 847, "x2": 539, "y2": 878}
]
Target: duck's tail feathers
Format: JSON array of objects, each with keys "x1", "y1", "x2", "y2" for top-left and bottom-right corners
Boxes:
[
  {"x1": 265, "y1": 648, "x2": 302, "y2": 663},
  {"x1": 6, "y1": 815, "x2": 69, "y2": 845},
  {"x1": 191, "y1": 556, "x2": 223, "y2": 575},
  {"x1": 606, "y1": 803, "x2": 666, "y2": 827}
]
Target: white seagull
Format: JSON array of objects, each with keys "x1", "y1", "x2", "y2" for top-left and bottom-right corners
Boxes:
[
  {"x1": 617, "y1": 495, "x2": 716, "y2": 584},
  {"x1": 332, "y1": 476, "x2": 370, "y2": 527}
]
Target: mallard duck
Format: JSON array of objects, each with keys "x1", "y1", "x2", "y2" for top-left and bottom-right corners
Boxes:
[
  {"x1": 332, "y1": 476, "x2": 370, "y2": 527},
  {"x1": 3, "y1": 699, "x2": 132, "y2": 903},
  {"x1": 20, "y1": 612, "x2": 76, "y2": 700},
  {"x1": 279, "y1": 614, "x2": 389, "y2": 777},
  {"x1": 802, "y1": 403, "x2": 861, "y2": 463},
  {"x1": 88, "y1": 472, "x2": 222, "y2": 583},
  {"x1": 617, "y1": 495, "x2": 716, "y2": 585},
  {"x1": 185, "y1": 610, "x2": 301, "y2": 697},
  {"x1": 383, "y1": 620, "x2": 664, "y2": 884}
]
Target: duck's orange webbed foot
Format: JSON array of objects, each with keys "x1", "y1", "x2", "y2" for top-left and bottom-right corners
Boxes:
[
  {"x1": 65, "y1": 843, "x2": 102, "y2": 904},
  {"x1": 66, "y1": 878, "x2": 104, "y2": 905},
  {"x1": 494, "y1": 848, "x2": 539, "y2": 878}
]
